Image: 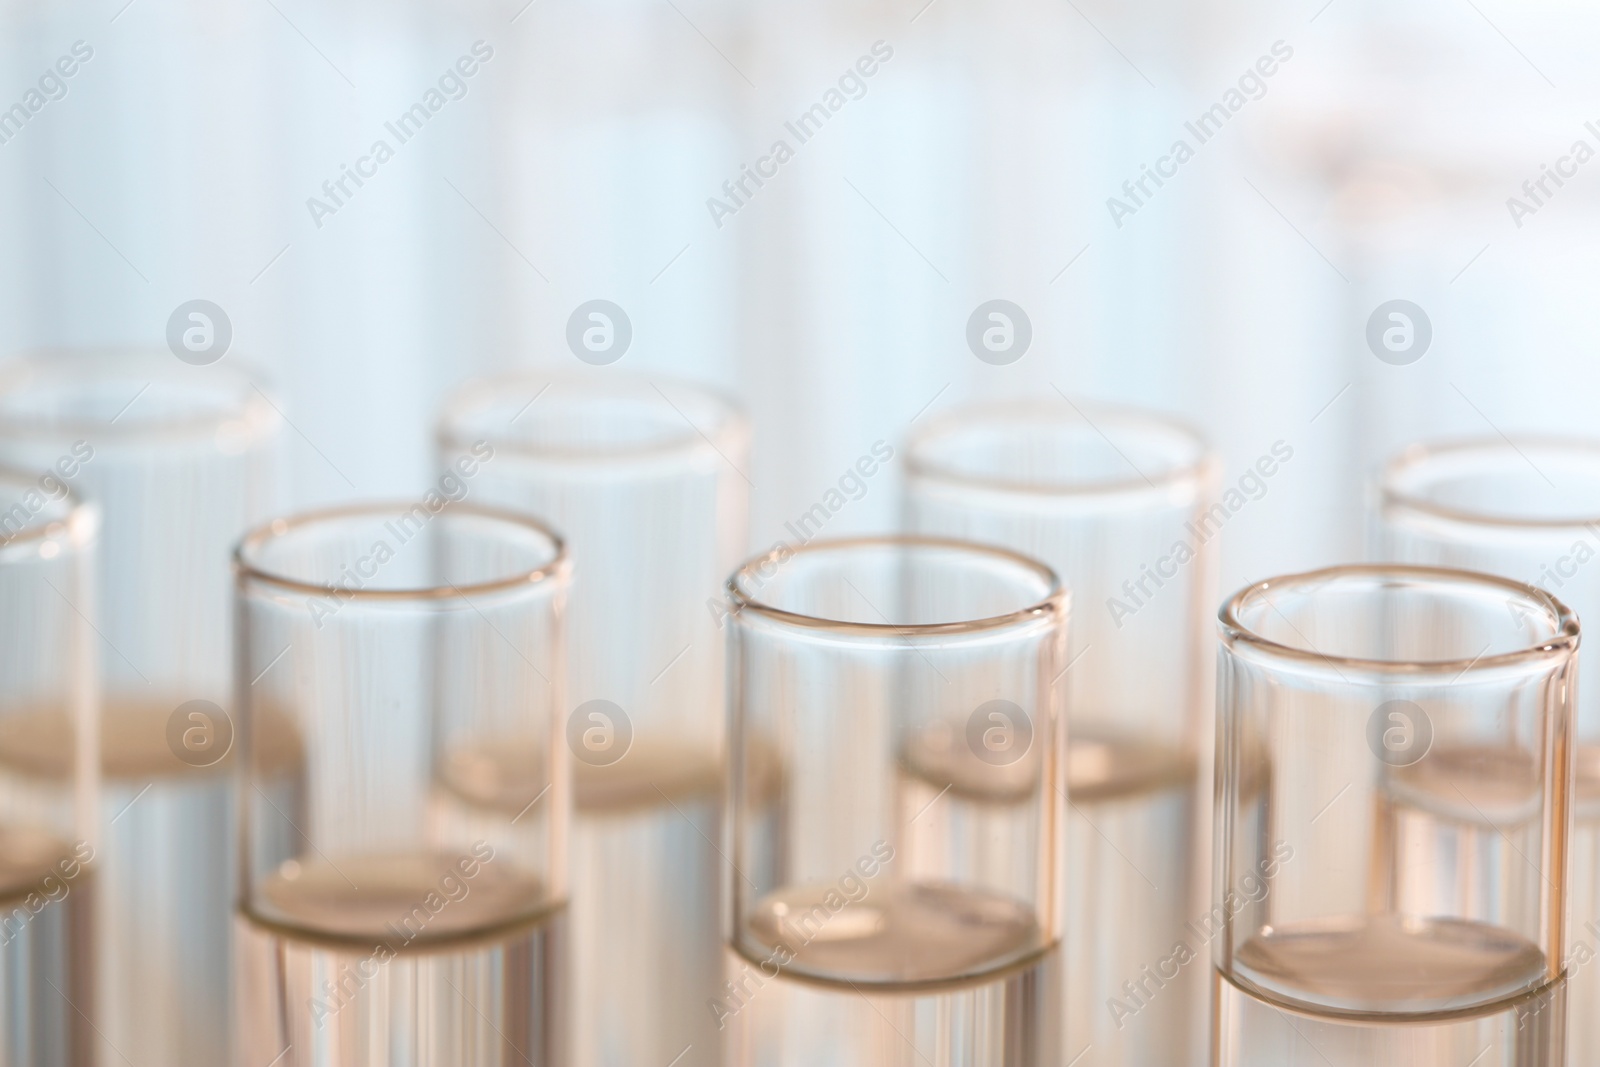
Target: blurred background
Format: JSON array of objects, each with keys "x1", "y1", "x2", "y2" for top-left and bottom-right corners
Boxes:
[
  {"x1": 3, "y1": 0, "x2": 1598, "y2": 599},
  {"x1": 5, "y1": 1, "x2": 1600, "y2": 1064}
]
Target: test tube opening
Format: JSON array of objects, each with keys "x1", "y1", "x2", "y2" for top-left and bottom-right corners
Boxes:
[
  {"x1": 436, "y1": 373, "x2": 748, "y2": 1067},
  {"x1": 905, "y1": 400, "x2": 1220, "y2": 1065},
  {"x1": 0, "y1": 467, "x2": 99, "y2": 1067},
  {"x1": 1215, "y1": 564, "x2": 1577, "y2": 1023},
  {"x1": 727, "y1": 535, "x2": 1066, "y2": 992}
]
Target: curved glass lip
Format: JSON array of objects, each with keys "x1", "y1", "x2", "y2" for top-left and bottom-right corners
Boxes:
[
  {"x1": 727, "y1": 534, "x2": 1064, "y2": 636},
  {"x1": 436, "y1": 370, "x2": 750, "y2": 465},
  {"x1": 1382, "y1": 436, "x2": 1600, "y2": 530},
  {"x1": 1219, "y1": 563, "x2": 1580, "y2": 675},
  {"x1": 0, "y1": 466, "x2": 94, "y2": 547},
  {"x1": 904, "y1": 399, "x2": 1216, "y2": 499},
  {"x1": 234, "y1": 501, "x2": 568, "y2": 601},
  {"x1": 0, "y1": 349, "x2": 278, "y2": 442}
]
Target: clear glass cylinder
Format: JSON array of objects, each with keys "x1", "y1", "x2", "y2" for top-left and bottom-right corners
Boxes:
[
  {"x1": 0, "y1": 352, "x2": 280, "y2": 700},
  {"x1": 435, "y1": 372, "x2": 749, "y2": 1067},
  {"x1": 0, "y1": 471, "x2": 98, "y2": 1067},
  {"x1": 436, "y1": 373, "x2": 749, "y2": 775},
  {"x1": 904, "y1": 400, "x2": 1219, "y2": 1065},
  {"x1": 1214, "y1": 564, "x2": 1576, "y2": 1065},
  {"x1": 0, "y1": 350, "x2": 280, "y2": 1066},
  {"x1": 233, "y1": 502, "x2": 570, "y2": 1067},
  {"x1": 724, "y1": 536, "x2": 1066, "y2": 1065},
  {"x1": 1379, "y1": 438, "x2": 1600, "y2": 1061},
  {"x1": 1379, "y1": 440, "x2": 1600, "y2": 748}
]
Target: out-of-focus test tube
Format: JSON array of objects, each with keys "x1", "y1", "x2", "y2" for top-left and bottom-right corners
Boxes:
[
  {"x1": 446, "y1": 0, "x2": 745, "y2": 389},
  {"x1": 1380, "y1": 438, "x2": 1600, "y2": 1060},
  {"x1": 1247, "y1": 4, "x2": 1600, "y2": 540},
  {"x1": 724, "y1": 536, "x2": 1066, "y2": 1067},
  {"x1": 0, "y1": 471, "x2": 98, "y2": 1067},
  {"x1": 905, "y1": 401, "x2": 1218, "y2": 1066},
  {"x1": 436, "y1": 373, "x2": 749, "y2": 1067},
  {"x1": 233, "y1": 501, "x2": 570, "y2": 1067},
  {"x1": 0, "y1": 351, "x2": 280, "y2": 1065},
  {"x1": 1214, "y1": 564, "x2": 1575, "y2": 1066}
]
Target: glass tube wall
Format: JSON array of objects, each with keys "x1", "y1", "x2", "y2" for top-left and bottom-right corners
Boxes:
[
  {"x1": 0, "y1": 472, "x2": 98, "y2": 1067},
  {"x1": 0, "y1": 351, "x2": 280, "y2": 1066},
  {"x1": 233, "y1": 502, "x2": 570, "y2": 1067},
  {"x1": 1215, "y1": 565, "x2": 1576, "y2": 1065},
  {"x1": 1380, "y1": 437, "x2": 1600, "y2": 1061},
  {"x1": 725, "y1": 536, "x2": 1066, "y2": 1066},
  {"x1": 437, "y1": 373, "x2": 749, "y2": 1067},
  {"x1": 905, "y1": 401, "x2": 1219, "y2": 1065}
]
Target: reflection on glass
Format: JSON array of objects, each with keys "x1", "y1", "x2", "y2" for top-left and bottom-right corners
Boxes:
[
  {"x1": 906, "y1": 400, "x2": 1218, "y2": 1066},
  {"x1": 233, "y1": 502, "x2": 570, "y2": 1067},
  {"x1": 1214, "y1": 564, "x2": 1574, "y2": 1066},
  {"x1": 725, "y1": 536, "x2": 1067, "y2": 1066},
  {"x1": 0, "y1": 351, "x2": 280, "y2": 1065},
  {"x1": 438, "y1": 373, "x2": 749, "y2": 1067}
]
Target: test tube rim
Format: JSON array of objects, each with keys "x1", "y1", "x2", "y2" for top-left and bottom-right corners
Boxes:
[
  {"x1": 0, "y1": 348, "x2": 280, "y2": 443},
  {"x1": 1382, "y1": 434, "x2": 1600, "y2": 531},
  {"x1": 1219, "y1": 562, "x2": 1579, "y2": 677},
  {"x1": 903, "y1": 398, "x2": 1215, "y2": 501},
  {"x1": 0, "y1": 464, "x2": 97, "y2": 548},
  {"x1": 726, "y1": 533, "x2": 1064, "y2": 636},
  {"x1": 233, "y1": 500, "x2": 569, "y2": 601},
  {"x1": 436, "y1": 369, "x2": 749, "y2": 467}
]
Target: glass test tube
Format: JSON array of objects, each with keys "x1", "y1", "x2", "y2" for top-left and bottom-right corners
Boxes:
[
  {"x1": 725, "y1": 536, "x2": 1067, "y2": 1067},
  {"x1": 0, "y1": 351, "x2": 280, "y2": 1065},
  {"x1": 1379, "y1": 438, "x2": 1600, "y2": 1061},
  {"x1": 0, "y1": 471, "x2": 98, "y2": 1067},
  {"x1": 232, "y1": 501, "x2": 570, "y2": 1067},
  {"x1": 436, "y1": 373, "x2": 750, "y2": 1067},
  {"x1": 1214, "y1": 565, "x2": 1576, "y2": 1066},
  {"x1": 905, "y1": 401, "x2": 1219, "y2": 1066}
]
